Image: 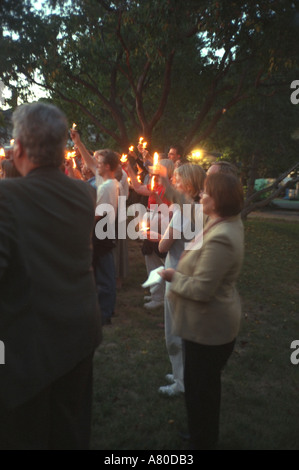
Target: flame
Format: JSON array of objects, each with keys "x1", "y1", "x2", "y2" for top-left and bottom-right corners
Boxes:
[
  {"x1": 66, "y1": 150, "x2": 76, "y2": 169},
  {"x1": 137, "y1": 175, "x2": 142, "y2": 183},
  {"x1": 72, "y1": 123, "x2": 77, "y2": 130},
  {"x1": 142, "y1": 141, "x2": 147, "y2": 149},
  {"x1": 127, "y1": 177, "x2": 131, "y2": 185},
  {"x1": 10, "y1": 139, "x2": 15, "y2": 146},
  {"x1": 129, "y1": 146, "x2": 134, "y2": 152},
  {"x1": 153, "y1": 152, "x2": 159, "y2": 167},
  {"x1": 120, "y1": 154, "x2": 128, "y2": 163},
  {"x1": 141, "y1": 221, "x2": 149, "y2": 232},
  {"x1": 150, "y1": 175, "x2": 155, "y2": 191},
  {"x1": 0, "y1": 148, "x2": 5, "y2": 157},
  {"x1": 138, "y1": 137, "x2": 144, "y2": 144}
]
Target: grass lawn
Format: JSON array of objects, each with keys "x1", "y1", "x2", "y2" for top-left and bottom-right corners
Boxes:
[{"x1": 91, "y1": 218, "x2": 299, "y2": 450}]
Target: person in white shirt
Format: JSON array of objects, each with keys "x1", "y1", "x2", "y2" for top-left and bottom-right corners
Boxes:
[
  {"x1": 70, "y1": 131, "x2": 120, "y2": 325},
  {"x1": 148, "y1": 163, "x2": 206, "y2": 397},
  {"x1": 93, "y1": 150, "x2": 120, "y2": 325}
]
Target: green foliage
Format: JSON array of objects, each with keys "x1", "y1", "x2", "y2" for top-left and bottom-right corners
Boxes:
[
  {"x1": 0, "y1": 0, "x2": 298, "y2": 172},
  {"x1": 204, "y1": 88, "x2": 299, "y2": 179}
]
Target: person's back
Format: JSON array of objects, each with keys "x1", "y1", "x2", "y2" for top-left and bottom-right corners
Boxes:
[
  {"x1": 0, "y1": 101, "x2": 101, "y2": 450},
  {"x1": 0, "y1": 168, "x2": 100, "y2": 397}
]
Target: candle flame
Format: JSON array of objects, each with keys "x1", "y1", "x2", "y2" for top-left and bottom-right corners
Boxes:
[
  {"x1": 142, "y1": 141, "x2": 147, "y2": 149},
  {"x1": 129, "y1": 146, "x2": 134, "y2": 152},
  {"x1": 120, "y1": 154, "x2": 128, "y2": 163},
  {"x1": 72, "y1": 123, "x2": 77, "y2": 130},
  {"x1": 0, "y1": 148, "x2": 5, "y2": 157},
  {"x1": 138, "y1": 137, "x2": 144, "y2": 144},
  {"x1": 66, "y1": 150, "x2": 77, "y2": 168},
  {"x1": 150, "y1": 175, "x2": 155, "y2": 191},
  {"x1": 153, "y1": 152, "x2": 159, "y2": 167},
  {"x1": 141, "y1": 221, "x2": 149, "y2": 232},
  {"x1": 137, "y1": 175, "x2": 142, "y2": 183},
  {"x1": 10, "y1": 139, "x2": 15, "y2": 146}
]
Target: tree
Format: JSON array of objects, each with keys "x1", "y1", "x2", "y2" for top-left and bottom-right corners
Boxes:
[{"x1": 0, "y1": 0, "x2": 298, "y2": 157}]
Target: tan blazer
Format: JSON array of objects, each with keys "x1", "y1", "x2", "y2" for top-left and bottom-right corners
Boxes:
[{"x1": 170, "y1": 216, "x2": 244, "y2": 346}]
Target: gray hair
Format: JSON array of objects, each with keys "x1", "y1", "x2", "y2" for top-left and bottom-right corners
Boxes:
[
  {"x1": 12, "y1": 102, "x2": 68, "y2": 167},
  {"x1": 159, "y1": 158, "x2": 174, "y2": 179}
]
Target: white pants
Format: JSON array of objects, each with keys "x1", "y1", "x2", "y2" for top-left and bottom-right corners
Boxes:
[{"x1": 164, "y1": 281, "x2": 184, "y2": 392}]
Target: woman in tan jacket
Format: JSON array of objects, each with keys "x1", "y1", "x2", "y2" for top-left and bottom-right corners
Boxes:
[{"x1": 160, "y1": 172, "x2": 244, "y2": 450}]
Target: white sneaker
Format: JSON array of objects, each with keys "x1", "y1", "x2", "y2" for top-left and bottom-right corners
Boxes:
[
  {"x1": 144, "y1": 300, "x2": 164, "y2": 310},
  {"x1": 144, "y1": 295, "x2": 152, "y2": 302},
  {"x1": 158, "y1": 383, "x2": 183, "y2": 397},
  {"x1": 165, "y1": 373, "x2": 174, "y2": 384}
]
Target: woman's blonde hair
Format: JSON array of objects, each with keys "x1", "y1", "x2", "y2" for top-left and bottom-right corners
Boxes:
[{"x1": 174, "y1": 163, "x2": 206, "y2": 200}]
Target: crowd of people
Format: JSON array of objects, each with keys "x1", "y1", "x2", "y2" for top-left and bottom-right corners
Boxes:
[{"x1": 0, "y1": 101, "x2": 245, "y2": 451}]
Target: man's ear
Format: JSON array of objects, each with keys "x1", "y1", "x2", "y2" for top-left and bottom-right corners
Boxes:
[
  {"x1": 13, "y1": 139, "x2": 24, "y2": 160},
  {"x1": 12, "y1": 138, "x2": 27, "y2": 176}
]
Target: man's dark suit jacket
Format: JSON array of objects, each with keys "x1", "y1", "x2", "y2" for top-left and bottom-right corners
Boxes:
[{"x1": 0, "y1": 166, "x2": 102, "y2": 412}]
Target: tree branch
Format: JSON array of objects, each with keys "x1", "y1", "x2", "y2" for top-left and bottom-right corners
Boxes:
[
  {"x1": 135, "y1": 59, "x2": 151, "y2": 131},
  {"x1": 244, "y1": 161, "x2": 299, "y2": 205},
  {"x1": 183, "y1": 70, "x2": 247, "y2": 153},
  {"x1": 29, "y1": 75, "x2": 121, "y2": 143},
  {"x1": 148, "y1": 50, "x2": 175, "y2": 132},
  {"x1": 116, "y1": 10, "x2": 136, "y2": 92},
  {"x1": 241, "y1": 175, "x2": 299, "y2": 219}
]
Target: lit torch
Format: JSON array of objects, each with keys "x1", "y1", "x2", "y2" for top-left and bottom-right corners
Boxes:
[
  {"x1": 120, "y1": 154, "x2": 128, "y2": 163},
  {"x1": 142, "y1": 141, "x2": 147, "y2": 149},
  {"x1": 129, "y1": 146, "x2": 134, "y2": 152},
  {"x1": 138, "y1": 137, "x2": 144, "y2": 145}
]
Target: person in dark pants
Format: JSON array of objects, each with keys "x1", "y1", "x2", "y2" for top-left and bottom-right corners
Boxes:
[
  {"x1": 0, "y1": 102, "x2": 101, "y2": 449},
  {"x1": 160, "y1": 173, "x2": 244, "y2": 450}
]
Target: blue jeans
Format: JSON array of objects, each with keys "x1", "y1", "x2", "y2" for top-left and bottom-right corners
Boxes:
[{"x1": 95, "y1": 251, "x2": 116, "y2": 323}]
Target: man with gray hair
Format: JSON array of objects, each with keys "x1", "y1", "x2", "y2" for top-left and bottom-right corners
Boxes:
[
  {"x1": 207, "y1": 160, "x2": 239, "y2": 176},
  {"x1": 0, "y1": 102, "x2": 101, "y2": 449}
]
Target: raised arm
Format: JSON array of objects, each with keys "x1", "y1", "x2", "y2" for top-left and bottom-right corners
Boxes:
[
  {"x1": 123, "y1": 161, "x2": 150, "y2": 197},
  {"x1": 70, "y1": 129, "x2": 97, "y2": 175}
]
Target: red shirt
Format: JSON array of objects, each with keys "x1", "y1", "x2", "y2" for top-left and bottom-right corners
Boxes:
[{"x1": 147, "y1": 183, "x2": 171, "y2": 208}]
